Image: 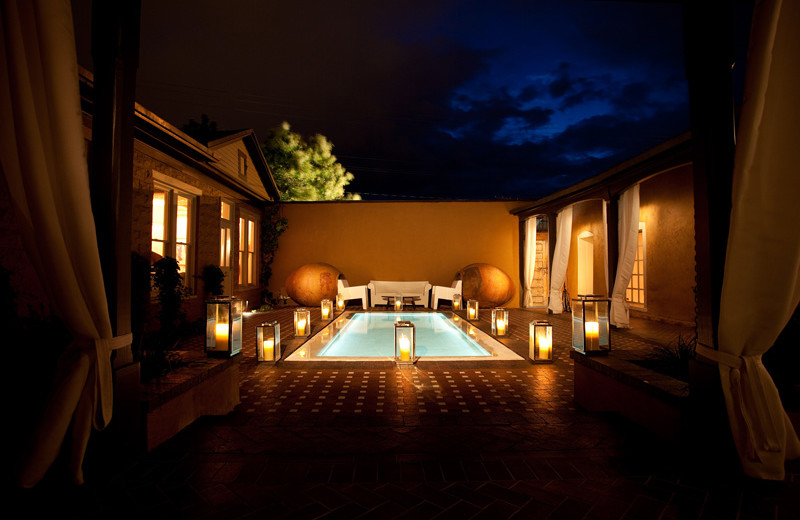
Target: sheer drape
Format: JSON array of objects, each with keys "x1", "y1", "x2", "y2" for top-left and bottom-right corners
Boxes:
[
  {"x1": 523, "y1": 217, "x2": 538, "y2": 307},
  {"x1": 1, "y1": 0, "x2": 131, "y2": 486},
  {"x1": 709, "y1": 0, "x2": 800, "y2": 480},
  {"x1": 602, "y1": 200, "x2": 609, "y2": 296},
  {"x1": 610, "y1": 185, "x2": 640, "y2": 328},
  {"x1": 547, "y1": 206, "x2": 572, "y2": 314}
]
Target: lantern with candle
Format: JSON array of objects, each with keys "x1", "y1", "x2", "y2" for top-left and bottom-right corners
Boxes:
[
  {"x1": 205, "y1": 297, "x2": 243, "y2": 358},
  {"x1": 529, "y1": 320, "x2": 553, "y2": 363},
  {"x1": 491, "y1": 308, "x2": 509, "y2": 336},
  {"x1": 394, "y1": 320, "x2": 415, "y2": 365},
  {"x1": 571, "y1": 295, "x2": 610, "y2": 355},
  {"x1": 393, "y1": 295, "x2": 404, "y2": 311},
  {"x1": 294, "y1": 308, "x2": 311, "y2": 337},
  {"x1": 467, "y1": 299, "x2": 479, "y2": 320},
  {"x1": 320, "y1": 299, "x2": 333, "y2": 321},
  {"x1": 256, "y1": 321, "x2": 280, "y2": 363},
  {"x1": 452, "y1": 294, "x2": 462, "y2": 310},
  {"x1": 335, "y1": 293, "x2": 345, "y2": 311}
]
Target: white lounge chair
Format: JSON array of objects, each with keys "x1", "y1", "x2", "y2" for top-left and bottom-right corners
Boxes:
[
  {"x1": 431, "y1": 280, "x2": 462, "y2": 310},
  {"x1": 337, "y1": 279, "x2": 368, "y2": 309}
]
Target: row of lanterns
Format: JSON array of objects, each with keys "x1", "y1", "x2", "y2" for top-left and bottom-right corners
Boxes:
[{"x1": 204, "y1": 294, "x2": 611, "y2": 365}]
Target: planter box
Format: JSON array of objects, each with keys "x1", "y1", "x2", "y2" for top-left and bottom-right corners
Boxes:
[
  {"x1": 571, "y1": 349, "x2": 689, "y2": 442},
  {"x1": 141, "y1": 351, "x2": 240, "y2": 451}
]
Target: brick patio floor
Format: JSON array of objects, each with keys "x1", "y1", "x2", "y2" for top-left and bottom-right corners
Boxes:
[{"x1": 17, "y1": 306, "x2": 800, "y2": 519}]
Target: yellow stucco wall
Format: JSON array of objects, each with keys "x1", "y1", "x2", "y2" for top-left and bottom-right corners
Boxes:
[
  {"x1": 270, "y1": 201, "x2": 522, "y2": 307},
  {"x1": 635, "y1": 164, "x2": 695, "y2": 324},
  {"x1": 567, "y1": 199, "x2": 609, "y2": 299}
]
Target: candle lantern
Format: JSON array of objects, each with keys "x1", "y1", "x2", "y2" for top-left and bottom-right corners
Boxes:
[
  {"x1": 256, "y1": 321, "x2": 280, "y2": 363},
  {"x1": 467, "y1": 299, "x2": 479, "y2": 320},
  {"x1": 452, "y1": 294, "x2": 462, "y2": 310},
  {"x1": 529, "y1": 320, "x2": 553, "y2": 363},
  {"x1": 394, "y1": 295, "x2": 404, "y2": 311},
  {"x1": 336, "y1": 293, "x2": 345, "y2": 311},
  {"x1": 294, "y1": 308, "x2": 311, "y2": 337},
  {"x1": 571, "y1": 295, "x2": 610, "y2": 355},
  {"x1": 491, "y1": 308, "x2": 509, "y2": 336},
  {"x1": 394, "y1": 320, "x2": 415, "y2": 365},
  {"x1": 320, "y1": 299, "x2": 333, "y2": 321},
  {"x1": 205, "y1": 297, "x2": 243, "y2": 358}
]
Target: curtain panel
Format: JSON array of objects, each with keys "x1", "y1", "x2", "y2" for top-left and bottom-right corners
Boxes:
[
  {"x1": 523, "y1": 217, "x2": 538, "y2": 307},
  {"x1": 713, "y1": 0, "x2": 800, "y2": 480},
  {"x1": 547, "y1": 206, "x2": 573, "y2": 314},
  {"x1": 1, "y1": 0, "x2": 131, "y2": 486},
  {"x1": 610, "y1": 185, "x2": 640, "y2": 328}
]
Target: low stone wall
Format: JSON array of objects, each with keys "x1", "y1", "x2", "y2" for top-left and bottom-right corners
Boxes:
[
  {"x1": 571, "y1": 350, "x2": 689, "y2": 442},
  {"x1": 141, "y1": 350, "x2": 240, "y2": 451}
]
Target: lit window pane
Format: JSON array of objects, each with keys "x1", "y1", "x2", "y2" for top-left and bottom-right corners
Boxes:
[
  {"x1": 176, "y1": 196, "x2": 190, "y2": 242},
  {"x1": 248, "y1": 221, "x2": 255, "y2": 252},
  {"x1": 175, "y1": 244, "x2": 187, "y2": 273},
  {"x1": 152, "y1": 191, "x2": 166, "y2": 241},
  {"x1": 152, "y1": 241, "x2": 163, "y2": 258},
  {"x1": 221, "y1": 201, "x2": 231, "y2": 220}
]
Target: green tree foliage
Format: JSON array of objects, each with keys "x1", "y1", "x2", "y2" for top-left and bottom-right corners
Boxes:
[{"x1": 261, "y1": 122, "x2": 360, "y2": 201}]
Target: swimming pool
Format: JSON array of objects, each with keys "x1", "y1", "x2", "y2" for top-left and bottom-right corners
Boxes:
[{"x1": 284, "y1": 311, "x2": 522, "y2": 362}]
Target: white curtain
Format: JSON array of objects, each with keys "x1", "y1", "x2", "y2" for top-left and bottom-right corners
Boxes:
[
  {"x1": 602, "y1": 200, "x2": 609, "y2": 296},
  {"x1": 610, "y1": 185, "x2": 640, "y2": 328},
  {"x1": 708, "y1": 0, "x2": 800, "y2": 480},
  {"x1": 547, "y1": 206, "x2": 572, "y2": 314},
  {"x1": 1, "y1": 0, "x2": 131, "y2": 486},
  {"x1": 522, "y1": 217, "x2": 538, "y2": 307}
]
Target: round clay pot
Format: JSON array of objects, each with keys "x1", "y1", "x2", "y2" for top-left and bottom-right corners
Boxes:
[
  {"x1": 285, "y1": 263, "x2": 341, "y2": 306},
  {"x1": 457, "y1": 263, "x2": 515, "y2": 308}
]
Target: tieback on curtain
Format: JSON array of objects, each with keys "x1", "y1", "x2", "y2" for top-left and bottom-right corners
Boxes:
[
  {"x1": 71, "y1": 333, "x2": 132, "y2": 353},
  {"x1": 696, "y1": 344, "x2": 782, "y2": 458}
]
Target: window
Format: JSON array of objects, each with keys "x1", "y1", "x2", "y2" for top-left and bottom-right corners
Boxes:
[
  {"x1": 237, "y1": 150, "x2": 248, "y2": 179},
  {"x1": 151, "y1": 180, "x2": 196, "y2": 289},
  {"x1": 220, "y1": 200, "x2": 233, "y2": 268},
  {"x1": 626, "y1": 222, "x2": 646, "y2": 309},
  {"x1": 238, "y1": 215, "x2": 257, "y2": 285}
]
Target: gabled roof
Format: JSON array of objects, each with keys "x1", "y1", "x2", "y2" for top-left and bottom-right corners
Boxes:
[
  {"x1": 511, "y1": 132, "x2": 692, "y2": 219},
  {"x1": 78, "y1": 67, "x2": 281, "y2": 202}
]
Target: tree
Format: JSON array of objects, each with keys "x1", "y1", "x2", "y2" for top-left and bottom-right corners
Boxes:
[{"x1": 261, "y1": 121, "x2": 360, "y2": 201}]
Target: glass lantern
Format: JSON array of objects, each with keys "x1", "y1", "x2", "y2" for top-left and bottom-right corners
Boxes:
[
  {"x1": 320, "y1": 299, "x2": 333, "y2": 321},
  {"x1": 394, "y1": 320, "x2": 415, "y2": 365},
  {"x1": 394, "y1": 295, "x2": 404, "y2": 311},
  {"x1": 467, "y1": 299, "x2": 479, "y2": 320},
  {"x1": 572, "y1": 295, "x2": 610, "y2": 355},
  {"x1": 452, "y1": 293, "x2": 462, "y2": 310},
  {"x1": 529, "y1": 320, "x2": 553, "y2": 363},
  {"x1": 491, "y1": 308, "x2": 509, "y2": 336},
  {"x1": 256, "y1": 321, "x2": 280, "y2": 363},
  {"x1": 294, "y1": 308, "x2": 311, "y2": 337},
  {"x1": 336, "y1": 293, "x2": 345, "y2": 311},
  {"x1": 205, "y1": 297, "x2": 243, "y2": 358}
]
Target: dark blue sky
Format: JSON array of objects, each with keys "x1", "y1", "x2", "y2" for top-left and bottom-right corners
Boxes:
[{"x1": 73, "y1": 0, "x2": 739, "y2": 200}]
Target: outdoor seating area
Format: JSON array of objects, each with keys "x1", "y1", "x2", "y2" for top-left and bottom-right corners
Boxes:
[
  {"x1": 41, "y1": 304, "x2": 798, "y2": 518},
  {"x1": 368, "y1": 280, "x2": 433, "y2": 308}
]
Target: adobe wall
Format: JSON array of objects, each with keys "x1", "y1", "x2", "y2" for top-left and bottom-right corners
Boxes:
[
  {"x1": 635, "y1": 165, "x2": 695, "y2": 325},
  {"x1": 270, "y1": 201, "x2": 521, "y2": 307},
  {"x1": 566, "y1": 199, "x2": 609, "y2": 299}
]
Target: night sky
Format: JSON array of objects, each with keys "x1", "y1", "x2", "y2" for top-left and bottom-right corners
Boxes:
[{"x1": 72, "y1": 1, "x2": 748, "y2": 200}]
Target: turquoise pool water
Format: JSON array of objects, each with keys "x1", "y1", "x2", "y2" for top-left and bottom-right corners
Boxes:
[{"x1": 317, "y1": 312, "x2": 490, "y2": 357}]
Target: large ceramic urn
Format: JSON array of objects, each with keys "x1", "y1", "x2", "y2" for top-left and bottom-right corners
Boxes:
[
  {"x1": 457, "y1": 263, "x2": 514, "y2": 308},
  {"x1": 285, "y1": 263, "x2": 341, "y2": 306}
]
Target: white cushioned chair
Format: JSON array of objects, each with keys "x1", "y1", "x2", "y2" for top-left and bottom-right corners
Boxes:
[
  {"x1": 337, "y1": 278, "x2": 368, "y2": 309},
  {"x1": 431, "y1": 279, "x2": 462, "y2": 310}
]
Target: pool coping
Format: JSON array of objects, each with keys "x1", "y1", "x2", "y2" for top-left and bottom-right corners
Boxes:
[{"x1": 280, "y1": 310, "x2": 530, "y2": 368}]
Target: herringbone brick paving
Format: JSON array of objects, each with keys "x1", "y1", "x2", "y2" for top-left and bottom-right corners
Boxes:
[{"x1": 18, "y1": 306, "x2": 800, "y2": 519}]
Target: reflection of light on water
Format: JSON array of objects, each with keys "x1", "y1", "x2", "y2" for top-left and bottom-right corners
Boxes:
[{"x1": 299, "y1": 349, "x2": 307, "y2": 358}]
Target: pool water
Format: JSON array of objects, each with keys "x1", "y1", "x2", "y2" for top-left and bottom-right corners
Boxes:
[{"x1": 318, "y1": 312, "x2": 490, "y2": 357}]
